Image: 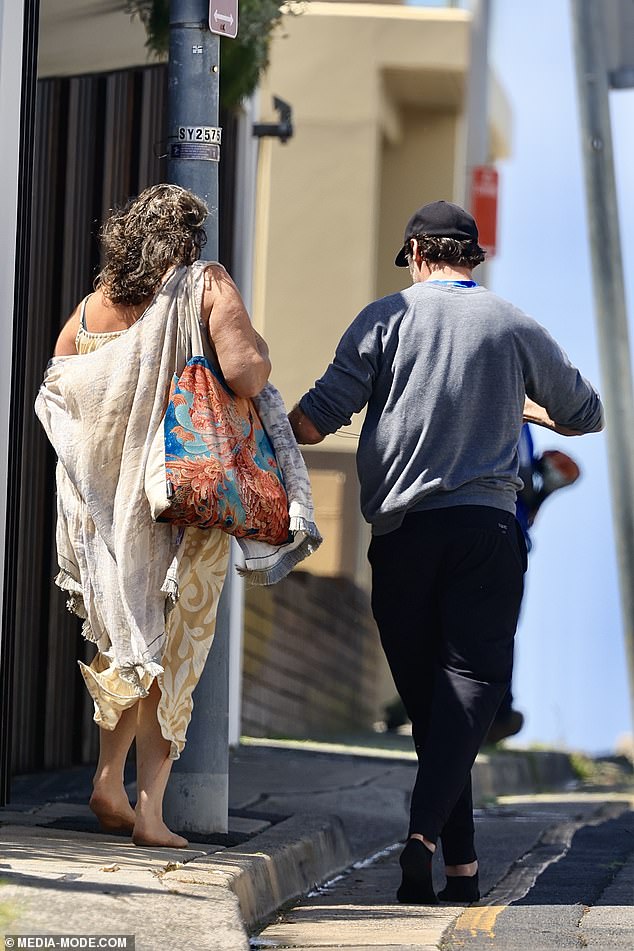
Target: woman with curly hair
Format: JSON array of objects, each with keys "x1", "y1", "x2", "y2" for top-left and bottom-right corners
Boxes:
[{"x1": 45, "y1": 184, "x2": 271, "y2": 848}]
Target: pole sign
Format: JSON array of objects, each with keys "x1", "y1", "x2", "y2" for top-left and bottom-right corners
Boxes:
[
  {"x1": 178, "y1": 126, "x2": 222, "y2": 144},
  {"x1": 170, "y1": 126, "x2": 222, "y2": 162},
  {"x1": 170, "y1": 142, "x2": 220, "y2": 162},
  {"x1": 210, "y1": 0, "x2": 238, "y2": 39},
  {"x1": 470, "y1": 165, "x2": 498, "y2": 258}
]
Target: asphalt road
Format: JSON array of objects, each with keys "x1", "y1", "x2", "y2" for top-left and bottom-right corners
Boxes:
[{"x1": 251, "y1": 793, "x2": 634, "y2": 951}]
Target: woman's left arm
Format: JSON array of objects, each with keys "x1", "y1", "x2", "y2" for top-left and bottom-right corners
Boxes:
[{"x1": 203, "y1": 264, "x2": 271, "y2": 397}]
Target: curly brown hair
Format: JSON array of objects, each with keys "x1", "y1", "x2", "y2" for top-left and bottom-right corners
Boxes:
[
  {"x1": 407, "y1": 234, "x2": 486, "y2": 270},
  {"x1": 96, "y1": 184, "x2": 208, "y2": 305}
]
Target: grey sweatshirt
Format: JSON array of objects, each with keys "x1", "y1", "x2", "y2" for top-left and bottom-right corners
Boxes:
[{"x1": 299, "y1": 282, "x2": 603, "y2": 535}]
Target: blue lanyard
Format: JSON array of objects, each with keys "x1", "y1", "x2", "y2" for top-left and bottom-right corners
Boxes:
[{"x1": 427, "y1": 280, "x2": 478, "y2": 288}]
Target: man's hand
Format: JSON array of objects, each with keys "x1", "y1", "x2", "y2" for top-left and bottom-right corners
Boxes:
[
  {"x1": 523, "y1": 397, "x2": 585, "y2": 436},
  {"x1": 288, "y1": 405, "x2": 325, "y2": 445}
]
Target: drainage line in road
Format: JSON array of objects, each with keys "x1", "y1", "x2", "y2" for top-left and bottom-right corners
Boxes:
[{"x1": 306, "y1": 841, "x2": 403, "y2": 897}]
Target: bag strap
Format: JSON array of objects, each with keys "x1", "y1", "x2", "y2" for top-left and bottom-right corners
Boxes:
[
  {"x1": 182, "y1": 262, "x2": 222, "y2": 371},
  {"x1": 186, "y1": 265, "x2": 205, "y2": 357}
]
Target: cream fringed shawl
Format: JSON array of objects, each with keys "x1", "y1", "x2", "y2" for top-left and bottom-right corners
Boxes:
[{"x1": 35, "y1": 262, "x2": 321, "y2": 692}]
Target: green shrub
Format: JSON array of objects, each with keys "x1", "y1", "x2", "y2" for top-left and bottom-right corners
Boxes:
[{"x1": 125, "y1": 0, "x2": 306, "y2": 109}]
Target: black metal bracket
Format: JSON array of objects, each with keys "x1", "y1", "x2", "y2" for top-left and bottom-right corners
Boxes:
[{"x1": 253, "y1": 96, "x2": 293, "y2": 144}]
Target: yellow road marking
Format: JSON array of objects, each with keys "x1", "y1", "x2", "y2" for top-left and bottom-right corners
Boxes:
[
  {"x1": 448, "y1": 802, "x2": 633, "y2": 942},
  {"x1": 454, "y1": 903, "x2": 506, "y2": 938}
]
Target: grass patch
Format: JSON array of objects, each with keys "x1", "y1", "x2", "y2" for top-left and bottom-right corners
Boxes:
[
  {"x1": 0, "y1": 896, "x2": 17, "y2": 932},
  {"x1": 0, "y1": 879, "x2": 19, "y2": 931},
  {"x1": 569, "y1": 752, "x2": 597, "y2": 782}
]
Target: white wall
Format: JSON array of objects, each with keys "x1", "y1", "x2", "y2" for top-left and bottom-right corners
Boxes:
[{"x1": 0, "y1": 0, "x2": 24, "y2": 662}]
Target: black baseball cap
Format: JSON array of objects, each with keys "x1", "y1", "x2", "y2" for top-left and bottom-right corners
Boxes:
[{"x1": 394, "y1": 200, "x2": 479, "y2": 266}]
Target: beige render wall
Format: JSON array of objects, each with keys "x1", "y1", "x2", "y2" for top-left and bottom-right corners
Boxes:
[
  {"x1": 252, "y1": 2, "x2": 510, "y2": 586},
  {"x1": 251, "y1": 3, "x2": 471, "y2": 586},
  {"x1": 254, "y1": 3, "x2": 471, "y2": 422},
  {"x1": 255, "y1": 118, "x2": 381, "y2": 408},
  {"x1": 377, "y1": 106, "x2": 459, "y2": 299},
  {"x1": 38, "y1": 0, "x2": 150, "y2": 77}
]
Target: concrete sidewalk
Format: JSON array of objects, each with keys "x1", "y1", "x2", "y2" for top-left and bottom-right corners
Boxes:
[{"x1": 0, "y1": 739, "x2": 592, "y2": 950}]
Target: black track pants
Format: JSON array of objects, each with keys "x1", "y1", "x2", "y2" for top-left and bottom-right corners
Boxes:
[{"x1": 369, "y1": 505, "x2": 527, "y2": 863}]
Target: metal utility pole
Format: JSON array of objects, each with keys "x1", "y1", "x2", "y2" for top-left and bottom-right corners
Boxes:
[
  {"x1": 166, "y1": 0, "x2": 221, "y2": 253},
  {"x1": 462, "y1": 0, "x2": 496, "y2": 274},
  {"x1": 571, "y1": 0, "x2": 634, "y2": 729},
  {"x1": 163, "y1": 0, "x2": 229, "y2": 834},
  {"x1": 463, "y1": 0, "x2": 491, "y2": 207}
]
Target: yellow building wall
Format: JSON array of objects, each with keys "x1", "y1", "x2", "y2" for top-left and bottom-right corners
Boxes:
[
  {"x1": 377, "y1": 106, "x2": 460, "y2": 298},
  {"x1": 254, "y1": 2, "x2": 510, "y2": 585},
  {"x1": 306, "y1": 470, "x2": 346, "y2": 577},
  {"x1": 38, "y1": 0, "x2": 150, "y2": 77},
  {"x1": 255, "y1": 118, "x2": 381, "y2": 408},
  {"x1": 254, "y1": 2, "x2": 471, "y2": 418}
]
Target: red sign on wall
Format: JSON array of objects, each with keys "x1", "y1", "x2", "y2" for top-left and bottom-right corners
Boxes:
[{"x1": 470, "y1": 165, "x2": 498, "y2": 257}]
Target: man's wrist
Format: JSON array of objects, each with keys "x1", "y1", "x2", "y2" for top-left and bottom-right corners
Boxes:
[{"x1": 289, "y1": 404, "x2": 325, "y2": 445}]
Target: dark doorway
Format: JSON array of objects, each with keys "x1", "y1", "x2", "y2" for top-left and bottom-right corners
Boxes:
[{"x1": 1, "y1": 60, "x2": 239, "y2": 802}]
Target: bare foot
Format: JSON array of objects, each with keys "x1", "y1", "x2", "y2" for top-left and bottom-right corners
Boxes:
[
  {"x1": 89, "y1": 790, "x2": 136, "y2": 834},
  {"x1": 132, "y1": 817, "x2": 188, "y2": 849}
]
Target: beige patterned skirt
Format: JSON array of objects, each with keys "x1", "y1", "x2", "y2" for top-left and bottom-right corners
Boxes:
[
  {"x1": 79, "y1": 527, "x2": 230, "y2": 759},
  {"x1": 73, "y1": 324, "x2": 230, "y2": 758}
]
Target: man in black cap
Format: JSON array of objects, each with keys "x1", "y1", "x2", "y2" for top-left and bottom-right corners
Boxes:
[{"x1": 288, "y1": 200, "x2": 603, "y2": 905}]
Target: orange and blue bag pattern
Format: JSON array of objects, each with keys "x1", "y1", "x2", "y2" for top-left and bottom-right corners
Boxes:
[{"x1": 159, "y1": 355, "x2": 290, "y2": 545}]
